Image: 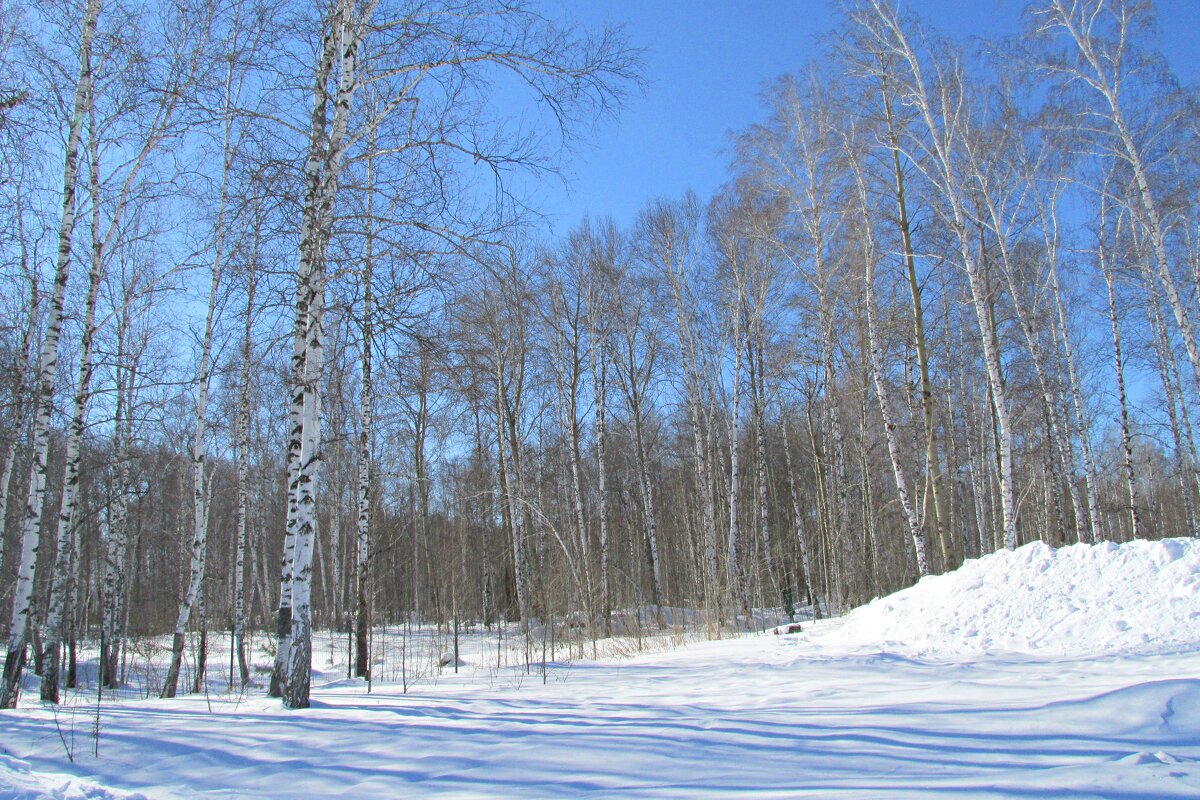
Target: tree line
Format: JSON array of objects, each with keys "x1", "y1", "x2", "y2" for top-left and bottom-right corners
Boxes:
[{"x1": 0, "y1": 0, "x2": 1195, "y2": 709}]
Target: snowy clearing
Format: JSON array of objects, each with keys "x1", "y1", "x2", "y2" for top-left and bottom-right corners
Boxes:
[{"x1": 3, "y1": 538, "x2": 1199, "y2": 798}]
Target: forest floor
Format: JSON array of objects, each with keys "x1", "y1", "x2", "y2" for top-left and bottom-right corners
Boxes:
[{"x1": 2, "y1": 537, "x2": 1199, "y2": 798}]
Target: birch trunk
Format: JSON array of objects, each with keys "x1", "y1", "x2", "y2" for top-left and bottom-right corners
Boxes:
[
  {"x1": 992, "y1": 239, "x2": 1082, "y2": 542},
  {"x1": 727, "y1": 315, "x2": 747, "y2": 614},
  {"x1": 39, "y1": 110, "x2": 109, "y2": 702},
  {"x1": 631, "y1": 399, "x2": 664, "y2": 624},
  {"x1": 1146, "y1": 276, "x2": 1198, "y2": 537},
  {"x1": 749, "y1": 330, "x2": 780, "y2": 604},
  {"x1": 862, "y1": 2, "x2": 1019, "y2": 549},
  {"x1": 880, "y1": 63, "x2": 950, "y2": 568},
  {"x1": 1044, "y1": 0, "x2": 1200, "y2": 398},
  {"x1": 591, "y1": 333, "x2": 611, "y2": 634},
  {"x1": 497, "y1": 382, "x2": 529, "y2": 627},
  {"x1": 0, "y1": 447, "x2": 15, "y2": 577},
  {"x1": 162, "y1": 84, "x2": 231, "y2": 699},
  {"x1": 562, "y1": 328, "x2": 591, "y2": 627},
  {"x1": 102, "y1": 346, "x2": 134, "y2": 689},
  {"x1": 353, "y1": 138, "x2": 376, "y2": 680},
  {"x1": 655, "y1": 201, "x2": 720, "y2": 612},
  {"x1": 271, "y1": 10, "x2": 338, "y2": 701},
  {"x1": 233, "y1": 224, "x2": 259, "y2": 688},
  {"x1": 0, "y1": 0, "x2": 99, "y2": 709},
  {"x1": 820, "y1": 301, "x2": 853, "y2": 606},
  {"x1": 1098, "y1": 222, "x2": 1140, "y2": 540},
  {"x1": 849, "y1": 155, "x2": 929, "y2": 577},
  {"x1": 234, "y1": 365, "x2": 251, "y2": 688},
  {"x1": 0, "y1": 205, "x2": 40, "y2": 573},
  {"x1": 781, "y1": 419, "x2": 816, "y2": 617},
  {"x1": 277, "y1": 0, "x2": 361, "y2": 708}
]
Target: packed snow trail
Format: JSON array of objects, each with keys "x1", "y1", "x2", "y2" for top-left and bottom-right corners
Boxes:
[{"x1": 1, "y1": 538, "x2": 1198, "y2": 798}]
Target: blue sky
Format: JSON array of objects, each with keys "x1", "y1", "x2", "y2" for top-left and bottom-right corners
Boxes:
[{"x1": 536, "y1": 0, "x2": 1200, "y2": 236}]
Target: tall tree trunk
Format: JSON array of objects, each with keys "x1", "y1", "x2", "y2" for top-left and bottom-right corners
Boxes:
[
  {"x1": 102, "y1": 345, "x2": 134, "y2": 689},
  {"x1": 631, "y1": 397, "x2": 664, "y2": 624},
  {"x1": 233, "y1": 232, "x2": 259, "y2": 688},
  {"x1": 1145, "y1": 274, "x2": 1198, "y2": 537},
  {"x1": 0, "y1": 202, "x2": 40, "y2": 574},
  {"x1": 271, "y1": 9, "x2": 338, "y2": 703},
  {"x1": 727, "y1": 315, "x2": 747, "y2": 615},
  {"x1": 1098, "y1": 222, "x2": 1140, "y2": 540},
  {"x1": 40, "y1": 107, "x2": 109, "y2": 703},
  {"x1": 0, "y1": 0, "x2": 99, "y2": 709},
  {"x1": 749, "y1": 329, "x2": 780, "y2": 604},
  {"x1": 994, "y1": 250, "x2": 1082, "y2": 543},
  {"x1": 497, "y1": 383, "x2": 529, "y2": 627},
  {"x1": 162, "y1": 104, "x2": 229, "y2": 699},
  {"x1": 849, "y1": 159, "x2": 929, "y2": 577},
  {"x1": 1047, "y1": 0, "x2": 1200, "y2": 399},
  {"x1": 880, "y1": 62, "x2": 949, "y2": 569},
  {"x1": 781, "y1": 418, "x2": 816, "y2": 617},
  {"x1": 282, "y1": 0, "x2": 362, "y2": 709},
  {"x1": 820, "y1": 302, "x2": 853, "y2": 608},
  {"x1": 1045, "y1": 236, "x2": 1102, "y2": 542},
  {"x1": 591, "y1": 334, "x2": 611, "y2": 634},
  {"x1": 659, "y1": 217, "x2": 721, "y2": 618},
  {"x1": 353, "y1": 138, "x2": 376, "y2": 680},
  {"x1": 867, "y1": 3, "x2": 1019, "y2": 550}
]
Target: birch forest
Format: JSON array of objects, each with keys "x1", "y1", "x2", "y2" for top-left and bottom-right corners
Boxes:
[{"x1": 0, "y1": 0, "x2": 1196, "y2": 710}]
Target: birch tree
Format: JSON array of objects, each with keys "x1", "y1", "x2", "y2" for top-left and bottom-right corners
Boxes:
[
  {"x1": 849, "y1": 0, "x2": 1019, "y2": 550},
  {"x1": 0, "y1": 0, "x2": 100, "y2": 709},
  {"x1": 163, "y1": 0, "x2": 258, "y2": 699},
  {"x1": 638, "y1": 196, "x2": 723, "y2": 616},
  {"x1": 846, "y1": 128, "x2": 929, "y2": 576},
  {"x1": 1033, "y1": 0, "x2": 1200, "y2": 395}
]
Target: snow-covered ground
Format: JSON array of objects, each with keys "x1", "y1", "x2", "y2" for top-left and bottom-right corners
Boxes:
[{"x1": 3, "y1": 538, "x2": 1199, "y2": 798}]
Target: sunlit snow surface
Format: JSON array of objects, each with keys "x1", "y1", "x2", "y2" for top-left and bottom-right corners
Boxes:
[{"x1": 3, "y1": 538, "x2": 1200, "y2": 798}]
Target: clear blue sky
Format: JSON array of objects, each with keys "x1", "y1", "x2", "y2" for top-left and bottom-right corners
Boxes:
[{"x1": 537, "y1": 0, "x2": 1200, "y2": 236}]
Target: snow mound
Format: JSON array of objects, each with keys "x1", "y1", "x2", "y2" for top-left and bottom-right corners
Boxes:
[
  {"x1": 818, "y1": 538, "x2": 1200, "y2": 658},
  {"x1": 0, "y1": 755, "x2": 147, "y2": 800}
]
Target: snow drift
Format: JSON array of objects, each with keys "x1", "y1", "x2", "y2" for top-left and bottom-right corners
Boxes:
[
  {"x1": 0, "y1": 755, "x2": 143, "y2": 800},
  {"x1": 813, "y1": 537, "x2": 1200, "y2": 658}
]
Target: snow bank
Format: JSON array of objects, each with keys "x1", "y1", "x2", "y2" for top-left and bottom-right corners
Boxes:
[{"x1": 818, "y1": 537, "x2": 1200, "y2": 657}]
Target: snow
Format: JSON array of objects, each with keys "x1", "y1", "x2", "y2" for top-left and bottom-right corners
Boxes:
[
  {"x1": 0, "y1": 755, "x2": 143, "y2": 799},
  {"x1": 2, "y1": 538, "x2": 1199, "y2": 798},
  {"x1": 810, "y1": 537, "x2": 1200, "y2": 657}
]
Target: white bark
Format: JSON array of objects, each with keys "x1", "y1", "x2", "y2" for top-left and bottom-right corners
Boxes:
[
  {"x1": 39, "y1": 109, "x2": 109, "y2": 702},
  {"x1": 0, "y1": 0, "x2": 100, "y2": 709},
  {"x1": 750, "y1": 329, "x2": 780, "y2": 604},
  {"x1": 1144, "y1": 272, "x2": 1199, "y2": 537},
  {"x1": 651, "y1": 199, "x2": 721, "y2": 608},
  {"x1": 613, "y1": 292, "x2": 665, "y2": 622},
  {"x1": 497, "y1": 374, "x2": 529, "y2": 627},
  {"x1": 727, "y1": 308, "x2": 747, "y2": 614},
  {"x1": 0, "y1": 203, "x2": 40, "y2": 575},
  {"x1": 590, "y1": 325, "x2": 611, "y2": 633},
  {"x1": 1039, "y1": 0, "x2": 1200, "y2": 398},
  {"x1": 1047, "y1": 247, "x2": 1101, "y2": 543},
  {"x1": 353, "y1": 137, "x2": 376, "y2": 680},
  {"x1": 781, "y1": 418, "x2": 816, "y2": 615},
  {"x1": 102, "y1": 342, "x2": 134, "y2": 689},
  {"x1": 848, "y1": 150, "x2": 929, "y2": 577},
  {"x1": 234, "y1": 308, "x2": 252, "y2": 688},
  {"x1": 858, "y1": 0, "x2": 1018, "y2": 549},
  {"x1": 632, "y1": 398, "x2": 663, "y2": 620},
  {"x1": 1098, "y1": 220, "x2": 1140, "y2": 540}
]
